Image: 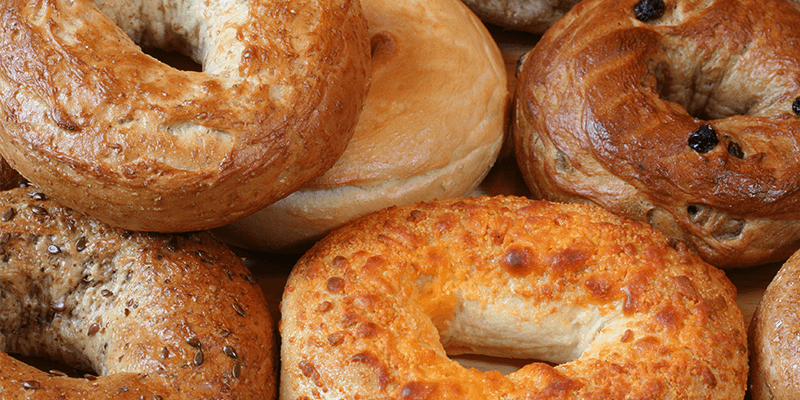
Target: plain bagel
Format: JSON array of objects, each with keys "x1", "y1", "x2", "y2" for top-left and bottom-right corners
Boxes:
[
  {"x1": 0, "y1": 0, "x2": 370, "y2": 233},
  {"x1": 215, "y1": 0, "x2": 508, "y2": 253},
  {"x1": 280, "y1": 196, "x2": 747, "y2": 399},
  {"x1": 514, "y1": 0, "x2": 800, "y2": 268},
  {"x1": 749, "y1": 250, "x2": 800, "y2": 400},
  {"x1": 460, "y1": 0, "x2": 581, "y2": 34},
  {"x1": 0, "y1": 186, "x2": 275, "y2": 399}
]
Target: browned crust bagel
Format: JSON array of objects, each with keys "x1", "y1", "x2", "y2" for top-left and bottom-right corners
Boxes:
[
  {"x1": 749, "y1": 251, "x2": 800, "y2": 400},
  {"x1": 460, "y1": 0, "x2": 581, "y2": 33},
  {"x1": 280, "y1": 196, "x2": 747, "y2": 399},
  {"x1": 0, "y1": 187, "x2": 275, "y2": 399},
  {"x1": 514, "y1": 0, "x2": 800, "y2": 268},
  {"x1": 0, "y1": 0, "x2": 370, "y2": 233},
  {"x1": 215, "y1": 0, "x2": 509, "y2": 253}
]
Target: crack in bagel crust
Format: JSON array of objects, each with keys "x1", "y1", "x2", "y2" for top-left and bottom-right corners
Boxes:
[
  {"x1": 280, "y1": 196, "x2": 748, "y2": 399},
  {"x1": 0, "y1": 187, "x2": 275, "y2": 399},
  {"x1": 0, "y1": 0, "x2": 371, "y2": 232},
  {"x1": 513, "y1": 0, "x2": 800, "y2": 268}
]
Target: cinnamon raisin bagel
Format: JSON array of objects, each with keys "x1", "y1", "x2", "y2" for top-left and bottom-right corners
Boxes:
[
  {"x1": 0, "y1": 0, "x2": 370, "y2": 233},
  {"x1": 280, "y1": 196, "x2": 747, "y2": 399},
  {"x1": 460, "y1": 0, "x2": 581, "y2": 34},
  {"x1": 514, "y1": 0, "x2": 800, "y2": 268},
  {"x1": 749, "y1": 250, "x2": 800, "y2": 400},
  {"x1": 0, "y1": 187, "x2": 276, "y2": 399},
  {"x1": 215, "y1": 0, "x2": 508, "y2": 253}
]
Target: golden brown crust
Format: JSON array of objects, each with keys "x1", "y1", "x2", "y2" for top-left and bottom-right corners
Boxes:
[
  {"x1": 280, "y1": 196, "x2": 747, "y2": 399},
  {"x1": 0, "y1": 0, "x2": 370, "y2": 232},
  {"x1": 749, "y1": 251, "x2": 800, "y2": 400},
  {"x1": 215, "y1": 0, "x2": 508, "y2": 253},
  {"x1": 459, "y1": 0, "x2": 582, "y2": 34},
  {"x1": 513, "y1": 0, "x2": 800, "y2": 268},
  {"x1": 0, "y1": 187, "x2": 275, "y2": 399}
]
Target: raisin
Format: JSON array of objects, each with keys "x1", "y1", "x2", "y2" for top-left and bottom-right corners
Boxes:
[
  {"x1": 727, "y1": 141, "x2": 744, "y2": 158},
  {"x1": 634, "y1": 0, "x2": 665, "y2": 22},
  {"x1": 792, "y1": 97, "x2": 800, "y2": 116},
  {"x1": 688, "y1": 124, "x2": 718, "y2": 153}
]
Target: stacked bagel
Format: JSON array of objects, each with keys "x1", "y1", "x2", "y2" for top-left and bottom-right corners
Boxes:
[{"x1": 3, "y1": 0, "x2": 792, "y2": 398}]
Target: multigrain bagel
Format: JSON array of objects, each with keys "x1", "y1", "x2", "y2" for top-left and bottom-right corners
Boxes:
[
  {"x1": 0, "y1": 187, "x2": 276, "y2": 399},
  {"x1": 460, "y1": 0, "x2": 581, "y2": 33},
  {"x1": 215, "y1": 0, "x2": 508, "y2": 253},
  {"x1": 280, "y1": 196, "x2": 747, "y2": 399},
  {"x1": 514, "y1": 0, "x2": 800, "y2": 268},
  {"x1": 749, "y1": 251, "x2": 800, "y2": 400},
  {"x1": 0, "y1": 0, "x2": 370, "y2": 233}
]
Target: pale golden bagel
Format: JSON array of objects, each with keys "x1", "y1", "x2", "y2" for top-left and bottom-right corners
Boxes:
[
  {"x1": 0, "y1": 187, "x2": 275, "y2": 399},
  {"x1": 216, "y1": 0, "x2": 508, "y2": 253},
  {"x1": 280, "y1": 196, "x2": 747, "y2": 399},
  {"x1": 0, "y1": 0, "x2": 370, "y2": 233},
  {"x1": 460, "y1": 0, "x2": 581, "y2": 33},
  {"x1": 749, "y1": 251, "x2": 800, "y2": 400},
  {"x1": 514, "y1": 0, "x2": 800, "y2": 268}
]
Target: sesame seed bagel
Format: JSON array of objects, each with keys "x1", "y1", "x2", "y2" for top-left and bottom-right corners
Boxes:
[
  {"x1": 280, "y1": 196, "x2": 747, "y2": 399},
  {"x1": 215, "y1": 0, "x2": 508, "y2": 253},
  {"x1": 0, "y1": 187, "x2": 275, "y2": 399},
  {"x1": 514, "y1": 0, "x2": 800, "y2": 268},
  {"x1": 0, "y1": 0, "x2": 370, "y2": 232}
]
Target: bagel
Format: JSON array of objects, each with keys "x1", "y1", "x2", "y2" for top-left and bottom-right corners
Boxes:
[
  {"x1": 0, "y1": 187, "x2": 275, "y2": 399},
  {"x1": 215, "y1": 0, "x2": 508, "y2": 253},
  {"x1": 0, "y1": 0, "x2": 370, "y2": 233},
  {"x1": 749, "y1": 251, "x2": 800, "y2": 400},
  {"x1": 460, "y1": 0, "x2": 581, "y2": 34},
  {"x1": 280, "y1": 196, "x2": 747, "y2": 399},
  {"x1": 514, "y1": 0, "x2": 800, "y2": 268}
]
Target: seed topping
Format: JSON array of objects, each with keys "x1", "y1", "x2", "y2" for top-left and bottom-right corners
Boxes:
[
  {"x1": 1, "y1": 208, "x2": 15, "y2": 221},
  {"x1": 76, "y1": 236, "x2": 87, "y2": 252},
  {"x1": 22, "y1": 380, "x2": 40, "y2": 389},
  {"x1": 223, "y1": 345, "x2": 238, "y2": 360}
]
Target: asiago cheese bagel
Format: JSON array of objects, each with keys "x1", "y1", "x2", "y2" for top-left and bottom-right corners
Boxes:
[
  {"x1": 216, "y1": 0, "x2": 508, "y2": 253},
  {"x1": 0, "y1": 0, "x2": 370, "y2": 233},
  {"x1": 280, "y1": 196, "x2": 748, "y2": 399},
  {"x1": 0, "y1": 187, "x2": 276, "y2": 399}
]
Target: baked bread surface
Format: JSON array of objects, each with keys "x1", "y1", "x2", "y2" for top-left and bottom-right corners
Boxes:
[
  {"x1": 281, "y1": 196, "x2": 747, "y2": 399},
  {"x1": 0, "y1": 0, "x2": 370, "y2": 232},
  {"x1": 514, "y1": 0, "x2": 800, "y2": 268},
  {"x1": 0, "y1": 187, "x2": 276, "y2": 399}
]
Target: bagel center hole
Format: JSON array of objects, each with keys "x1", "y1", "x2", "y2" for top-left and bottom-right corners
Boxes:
[
  {"x1": 650, "y1": 59, "x2": 757, "y2": 121},
  {"x1": 450, "y1": 354, "x2": 548, "y2": 375},
  {"x1": 141, "y1": 47, "x2": 202, "y2": 72},
  {"x1": 9, "y1": 353, "x2": 94, "y2": 378}
]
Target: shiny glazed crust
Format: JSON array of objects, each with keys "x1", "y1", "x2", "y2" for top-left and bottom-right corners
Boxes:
[
  {"x1": 280, "y1": 196, "x2": 747, "y2": 399},
  {"x1": 0, "y1": 0, "x2": 370, "y2": 232},
  {"x1": 749, "y1": 251, "x2": 800, "y2": 400},
  {"x1": 0, "y1": 188, "x2": 275, "y2": 399},
  {"x1": 460, "y1": 0, "x2": 581, "y2": 33},
  {"x1": 514, "y1": 0, "x2": 800, "y2": 268},
  {"x1": 216, "y1": 0, "x2": 508, "y2": 253}
]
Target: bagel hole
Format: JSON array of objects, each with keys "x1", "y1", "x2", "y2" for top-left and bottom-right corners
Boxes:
[
  {"x1": 451, "y1": 354, "x2": 549, "y2": 375},
  {"x1": 141, "y1": 47, "x2": 202, "y2": 72},
  {"x1": 649, "y1": 56, "x2": 757, "y2": 121},
  {"x1": 9, "y1": 353, "x2": 94, "y2": 378}
]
